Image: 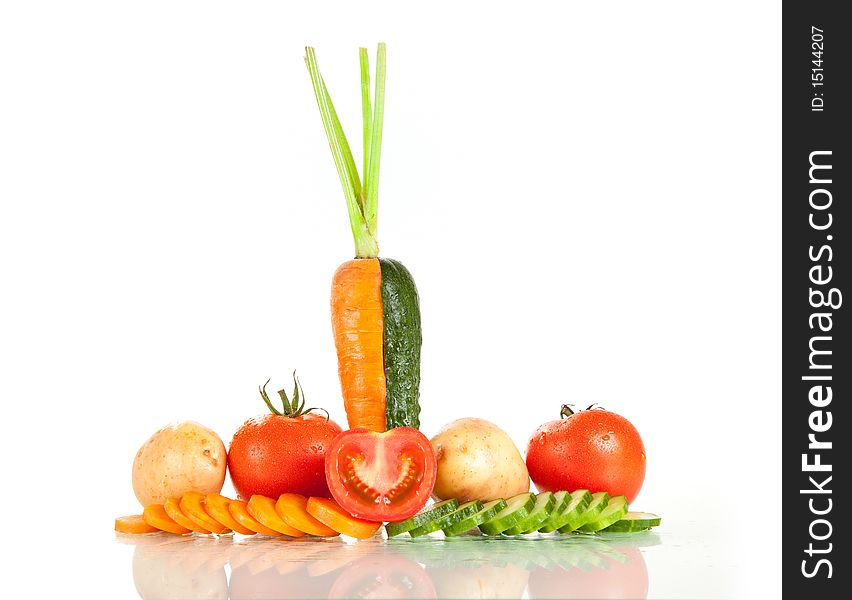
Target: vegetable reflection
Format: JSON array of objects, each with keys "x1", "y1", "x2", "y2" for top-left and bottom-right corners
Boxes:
[{"x1": 124, "y1": 531, "x2": 657, "y2": 599}]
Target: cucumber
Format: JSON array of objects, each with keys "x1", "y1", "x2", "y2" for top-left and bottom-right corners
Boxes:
[
  {"x1": 558, "y1": 491, "x2": 609, "y2": 533},
  {"x1": 385, "y1": 499, "x2": 459, "y2": 537},
  {"x1": 443, "y1": 499, "x2": 507, "y2": 536},
  {"x1": 601, "y1": 511, "x2": 662, "y2": 532},
  {"x1": 578, "y1": 495, "x2": 628, "y2": 533},
  {"x1": 379, "y1": 258, "x2": 422, "y2": 429},
  {"x1": 409, "y1": 500, "x2": 484, "y2": 537},
  {"x1": 479, "y1": 493, "x2": 536, "y2": 536},
  {"x1": 504, "y1": 492, "x2": 556, "y2": 535},
  {"x1": 539, "y1": 489, "x2": 591, "y2": 533}
]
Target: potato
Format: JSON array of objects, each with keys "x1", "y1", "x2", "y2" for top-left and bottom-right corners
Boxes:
[
  {"x1": 430, "y1": 418, "x2": 530, "y2": 502},
  {"x1": 132, "y1": 421, "x2": 227, "y2": 507}
]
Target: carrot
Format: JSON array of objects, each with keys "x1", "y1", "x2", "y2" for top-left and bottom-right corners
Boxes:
[
  {"x1": 204, "y1": 493, "x2": 255, "y2": 535},
  {"x1": 305, "y1": 497, "x2": 382, "y2": 539},
  {"x1": 306, "y1": 45, "x2": 423, "y2": 432},
  {"x1": 180, "y1": 491, "x2": 230, "y2": 534},
  {"x1": 276, "y1": 493, "x2": 340, "y2": 537},
  {"x1": 246, "y1": 495, "x2": 305, "y2": 537},
  {"x1": 142, "y1": 504, "x2": 192, "y2": 535},
  {"x1": 115, "y1": 514, "x2": 159, "y2": 534},
  {"x1": 331, "y1": 259, "x2": 387, "y2": 432},
  {"x1": 164, "y1": 497, "x2": 211, "y2": 534},
  {"x1": 228, "y1": 500, "x2": 282, "y2": 537}
]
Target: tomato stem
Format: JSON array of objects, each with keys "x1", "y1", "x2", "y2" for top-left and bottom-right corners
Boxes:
[
  {"x1": 260, "y1": 379, "x2": 283, "y2": 415},
  {"x1": 259, "y1": 372, "x2": 330, "y2": 419},
  {"x1": 560, "y1": 403, "x2": 605, "y2": 419}
]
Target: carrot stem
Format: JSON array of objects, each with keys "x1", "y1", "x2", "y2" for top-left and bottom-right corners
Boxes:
[
  {"x1": 305, "y1": 45, "x2": 386, "y2": 258},
  {"x1": 364, "y1": 42, "x2": 385, "y2": 234},
  {"x1": 360, "y1": 48, "x2": 372, "y2": 198}
]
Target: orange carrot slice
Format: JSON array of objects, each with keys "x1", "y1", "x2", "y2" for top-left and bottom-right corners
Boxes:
[
  {"x1": 246, "y1": 495, "x2": 305, "y2": 537},
  {"x1": 228, "y1": 500, "x2": 283, "y2": 536},
  {"x1": 305, "y1": 497, "x2": 382, "y2": 539},
  {"x1": 115, "y1": 514, "x2": 159, "y2": 534},
  {"x1": 276, "y1": 493, "x2": 339, "y2": 537},
  {"x1": 180, "y1": 491, "x2": 230, "y2": 534},
  {"x1": 143, "y1": 504, "x2": 192, "y2": 535},
  {"x1": 204, "y1": 493, "x2": 255, "y2": 535},
  {"x1": 164, "y1": 497, "x2": 211, "y2": 534}
]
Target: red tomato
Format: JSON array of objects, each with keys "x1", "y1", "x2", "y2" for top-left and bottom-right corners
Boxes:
[
  {"x1": 526, "y1": 406, "x2": 646, "y2": 503},
  {"x1": 325, "y1": 427, "x2": 437, "y2": 522},
  {"x1": 228, "y1": 377, "x2": 343, "y2": 500}
]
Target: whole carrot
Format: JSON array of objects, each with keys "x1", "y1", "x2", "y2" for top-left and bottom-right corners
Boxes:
[{"x1": 305, "y1": 44, "x2": 421, "y2": 432}]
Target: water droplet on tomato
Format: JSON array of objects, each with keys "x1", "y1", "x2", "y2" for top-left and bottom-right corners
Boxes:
[
  {"x1": 601, "y1": 434, "x2": 610, "y2": 441},
  {"x1": 539, "y1": 433, "x2": 547, "y2": 445}
]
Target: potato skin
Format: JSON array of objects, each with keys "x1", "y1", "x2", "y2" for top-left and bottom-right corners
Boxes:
[
  {"x1": 430, "y1": 418, "x2": 530, "y2": 503},
  {"x1": 132, "y1": 421, "x2": 227, "y2": 507}
]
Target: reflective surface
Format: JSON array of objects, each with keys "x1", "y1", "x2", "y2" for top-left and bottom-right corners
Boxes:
[{"x1": 121, "y1": 531, "x2": 661, "y2": 599}]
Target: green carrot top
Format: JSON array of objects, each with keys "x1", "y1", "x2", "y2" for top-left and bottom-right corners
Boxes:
[{"x1": 305, "y1": 44, "x2": 386, "y2": 258}]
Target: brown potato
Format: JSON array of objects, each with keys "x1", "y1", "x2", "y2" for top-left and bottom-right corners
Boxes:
[
  {"x1": 132, "y1": 421, "x2": 227, "y2": 507},
  {"x1": 430, "y1": 418, "x2": 530, "y2": 503}
]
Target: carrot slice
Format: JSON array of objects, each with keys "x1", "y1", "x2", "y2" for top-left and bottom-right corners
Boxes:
[
  {"x1": 305, "y1": 497, "x2": 382, "y2": 539},
  {"x1": 143, "y1": 504, "x2": 192, "y2": 535},
  {"x1": 180, "y1": 491, "x2": 230, "y2": 534},
  {"x1": 115, "y1": 514, "x2": 159, "y2": 534},
  {"x1": 204, "y1": 493, "x2": 255, "y2": 535},
  {"x1": 246, "y1": 495, "x2": 305, "y2": 537},
  {"x1": 228, "y1": 500, "x2": 283, "y2": 536},
  {"x1": 276, "y1": 493, "x2": 339, "y2": 537},
  {"x1": 164, "y1": 497, "x2": 211, "y2": 534},
  {"x1": 331, "y1": 259, "x2": 387, "y2": 432}
]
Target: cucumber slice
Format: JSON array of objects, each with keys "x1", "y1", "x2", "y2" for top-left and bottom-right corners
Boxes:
[
  {"x1": 504, "y1": 492, "x2": 556, "y2": 535},
  {"x1": 558, "y1": 491, "x2": 609, "y2": 533},
  {"x1": 578, "y1": 495, "x2": 628, "y2": 533},
  {"x1": 409, "y1": 500, "x2": 484, "y2": 537},
  {"x1": 385, "y1": 499, "x2": 460, "y2": 537},
  {"x1": 539, "y1": 489, "x2": 591, "y2": 533},
  {"x1": 601, "y1": 511, "x2": 662, "y2": 532},
  {"x1": 479, "y1": 493, "x2": 536, "y2": 535},
  {"x1": 443, "y1": 499, "x2": 507, "y2": 536},
  {"x1": 522, "y1": 491, "x2": 569, "y2": 534}
]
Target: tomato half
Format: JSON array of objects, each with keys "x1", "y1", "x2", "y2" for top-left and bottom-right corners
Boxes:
[
  {"x1": 329, "y1": 556, "x2": 436, "y2": 600},
  {"x1": 324, "y1": 427, "x2": 437, "y2": 522},
  {"x1": 526, "y1": 406, "x2": 646, "y2": 503}
]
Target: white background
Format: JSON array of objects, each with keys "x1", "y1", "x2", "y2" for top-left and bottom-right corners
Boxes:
[{"x1": 0, "y1": 1, "x2": 780, "y2": 598}]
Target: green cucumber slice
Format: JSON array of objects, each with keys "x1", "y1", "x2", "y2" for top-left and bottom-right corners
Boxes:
[
  {"x1": 578, "y1": 495, "x2": 628, "y2": 533},
  {"x1": 385, "y1": 499, "x2": 460, "y2": 537},
  {"x1": 523, "y1": 490, "x2": 569, "y2": 534},
  {"x1": 601, "y1": 512, "x2": 662, "y2": 532},
  {"x1": 479, "y1": 493, "x2": 536, "y2": 535},
  {"x1": 409, "y1": 500, "x2": 484, "y2": 537},
  {"x1": 558, "y1": 491, "x2": 609, "y2": 533},
  {"x1": 539, "y1": 490, "x2": 591, "y2": 533},
  {"x1": 443, "y1": 499, "x2": 507, "y2": 536},
  {"x1": 504, "y1": 492, "x2": 556, "y2": 535}
]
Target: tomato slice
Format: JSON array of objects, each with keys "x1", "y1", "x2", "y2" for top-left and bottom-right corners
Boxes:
[{"x1": 324, "y1": 427, "x2": 437, "y2": 522}]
